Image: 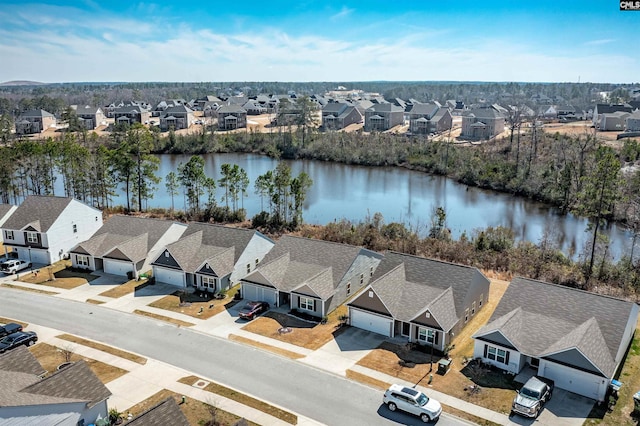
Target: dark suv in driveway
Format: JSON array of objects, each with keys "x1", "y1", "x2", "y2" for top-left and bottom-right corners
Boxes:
[
  {"x1": 0, "y1": 323, "x2": 23, "y2": 338},
  {"x1": 0, "y1": 331, "x2": 38, "y2": 353}
]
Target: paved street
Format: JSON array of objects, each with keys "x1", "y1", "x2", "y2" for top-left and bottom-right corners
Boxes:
[{"x1": 0, "y1": 287, "x2": 472, "y2": 426}]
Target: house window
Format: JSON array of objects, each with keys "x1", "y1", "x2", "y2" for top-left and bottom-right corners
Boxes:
[
  {"x1": 77, "y1": 255, "x2": 89, "y2": 267},
  {"x1": 360, "y1": 273, "x2": 364, "y2": 285},
  {"x1": 72, "y1": 224, "x2": 77, "y2": 233},
  {"x1": 370, "y1": 266, "x2": 374, "y2": 277},
  {"x1": 299, "y1": 297, "x2": 314, "y2": 311},
  {"x1": 202, "y1": 276, "x2": 217, "y2": 289},
  {"x1": 472, "y1": 301, "x2": 476, "y2": 316},
  {"x1": 464, "y1": 308, "x2": 469, "y2": 323},
  {"x1": 164, "y1": 251, "x2": 169, "y2": 257},
  {"x1": 4, "y1": 230, "x2": 14, "y2": 240},
  {"x1": 368, "y1": 290, "x2": 373, "y2": 298},
  {"x1": 487, "y1": 345, "x2": 508, "y2": 364},
  {"x1": 479, "y1": 294, "x2": 483, "y2": 307},
  {"x1": 26, "y1": 232, "x2": 38, "y2": 244},
  {"x1": 246, "y1": 263, "x2": 251, "y2": 274},
  {"x1": 417, "y1": 328, "x2": 435, "y2": 344},
  {"x1": 255, "y1": 258, "x2": 259, "y2": 266},
  {"x1": 346, "y1": 282, "x2": 351, "y2": 295}
]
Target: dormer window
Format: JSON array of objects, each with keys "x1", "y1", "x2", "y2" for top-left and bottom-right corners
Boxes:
[
  {"x1": 4, "y1": 230, "x2": 13, "y2": 240},
  {"x1": 26, "y1": 232, "x2": 38, "y2": 244},
  {"x1": 72, "y1": 224, "x2": 77, "y2": 233}
]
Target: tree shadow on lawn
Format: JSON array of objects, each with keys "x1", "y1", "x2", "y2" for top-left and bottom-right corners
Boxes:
[
  {"x1": 460, "y1": 358, "x2": 518, "y2": 390},
  {"x1": 55, "y1": 269, "x2": 99, "y2": 282},
  {"x1": 263, "y1": 311, "x2": 318, "y2": 329}
]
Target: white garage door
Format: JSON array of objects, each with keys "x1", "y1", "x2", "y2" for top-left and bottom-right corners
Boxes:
[
  {"x1": 350, "y1": 308, "x2": 393, "y2": 337},
  {"x1": 154, "y1": 267, "x2": 185, "y2": 287},
  {"x1": 242, "y1": 283, "x2": 277, "y2": 305},
  {"x1": 104, "y1": 259, "x2": 134, "y2": 277},
  {"x1": 13, "y1": 248, "x2": 49, "y2": 265},
  {"x1": 542, "y1": 361, "x2": 606, "y2": 400}
]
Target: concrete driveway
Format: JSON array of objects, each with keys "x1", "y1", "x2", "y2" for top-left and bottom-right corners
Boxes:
[
  {"x1": 300, "y1": 327, "x2": 387, "y2": 375},
  {"x1": 507, "y1": 388, "x2": 595, "y2": 426}
]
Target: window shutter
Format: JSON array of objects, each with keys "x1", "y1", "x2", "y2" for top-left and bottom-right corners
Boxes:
[
  {"x1": 505, "y1": 351, "x2": 510, "y2": 365},
  {"x1": 313, "y1": 299, "x2": 317, "y2": 311},
  {"x1": 434, "y1": 331, "x2": 439, "y2": 345},
  {"x1": 297, "y1": 297, "x2": 301, "y2": 308},
  {"x1": 484, "y1": 344, "x2": 488, "y2": 358}
]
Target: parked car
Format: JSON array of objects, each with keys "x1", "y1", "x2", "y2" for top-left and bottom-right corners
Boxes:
[
  {"x1": 238, "y1": 301, "x2": 270, "y2": 320},
  {"x1": 512, "y1": 376, "x2": 554, "y2": 418},
  {"x1": 0, "y1": 323, "x2": 23, "y2": 338},
  {"x1": 383, "y1": 384, "x2": 442, "y2": 423},
  {"x1": 0, "y1": 331, "x2": 38, "y2": 353},
  {"x1": 0, "y1": 259, "x2": 32, "y2": 274}
]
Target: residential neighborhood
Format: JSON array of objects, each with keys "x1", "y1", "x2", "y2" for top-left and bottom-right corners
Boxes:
[{"x1": 1, "y1": 194, "x2": 639, "y2": 425}]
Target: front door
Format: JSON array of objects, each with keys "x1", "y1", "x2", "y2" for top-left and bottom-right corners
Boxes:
[{"x1": 530, "y1": 357, "x2": 540, "y2": 370}]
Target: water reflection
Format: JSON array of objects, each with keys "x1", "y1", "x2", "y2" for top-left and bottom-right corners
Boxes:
[{"x1": 53, "y1": 153, "x2": 632, "y2": 260}]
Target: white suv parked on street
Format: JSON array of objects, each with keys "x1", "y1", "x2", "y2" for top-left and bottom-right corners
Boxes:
[
  {"x1": 383, "y1": 384, "x2": 442, "y2": 423},
  {"x1": 0, "y1": 259, "x2": 32, "y2": 274}
]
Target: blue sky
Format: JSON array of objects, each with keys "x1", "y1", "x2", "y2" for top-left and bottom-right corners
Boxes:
[{"x1": 0, "y1": 1, "x2": 638, "y2": 83}]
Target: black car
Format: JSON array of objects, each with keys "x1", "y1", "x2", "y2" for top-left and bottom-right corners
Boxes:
[
  {"x1": 0, "y1": 331, "x2": 38, "y2": 353},
  {"x1": 0, "y1": 322, "x2": 23, "y2": 338},
  {"x1": 238, "y1": 301, "x2": 270, "y2": 320}
]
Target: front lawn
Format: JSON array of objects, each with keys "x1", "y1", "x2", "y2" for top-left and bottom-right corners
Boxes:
[
  {"x1": 148, "y1": 285, "x2": 241, "y2": 319},
  {"x1": 18, "y1": 260, "x2": 96, "y2": 290},
  {"x1": 241, "y1": 305, "x2": 348, "y2": 350},
  {"x1": 99, "y1": 278, "x2": 148, "y2": 298},
  {"x1": 30, "y1": 342, "x2": 128, "y2": 384}
]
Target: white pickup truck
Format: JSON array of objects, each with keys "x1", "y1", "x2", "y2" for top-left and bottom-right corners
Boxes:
[{"x1": 0, "y1": 259, "x2": 32, "y2": 274}]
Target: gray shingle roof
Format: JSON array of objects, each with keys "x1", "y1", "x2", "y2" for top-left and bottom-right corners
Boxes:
[
  {"x1": 19, "y1": 360, "x2": 111, "y2": 408},
  {"x1": 162, "y1": 104, "x2": 193, "y2": 114},
  {"x1": 366, "y1": 104, "x2": 404, "y2": 113},
  {"x1": 182, "y1": 222, "x2": 265, "y2": 263},
  {"x1": 0, "y1": 203, "x2": 15, "y2": 220},
  {"x1": 0, "y1": 345, "x2": 46, "y2": 376},
  {"x1": 408, "y1": 102, "x2": 439, "y2": 117},
  {"x1": 2, "y1": 196, "x2": 78, "y2": 232},
  {"x1": 217, "y1": 105, "x2": 247, "y2": 114},
  {"x1": 18, "y1": 109, "x2": 54, "y2": 119},
  {"x1": 127, "y1": 397, "x2": 189, "y2": 426},
  {"x1": 71, "y1": 216, "x2": 181, "y2": 261},
  {"x1": 474, "y1": 277, "x2": 638, "y2": 377}
]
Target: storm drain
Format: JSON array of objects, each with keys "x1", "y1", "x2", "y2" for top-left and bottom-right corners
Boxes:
[{"x1": 192, "y1": 379, "x2": 210, "y2": 389}]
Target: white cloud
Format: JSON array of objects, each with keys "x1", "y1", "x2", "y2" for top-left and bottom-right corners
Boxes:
[
  {"x1": 331, "y1": 6, "x2": 354, "y2": 21},
  {"x1": 584, "y1": 38, "x2": 615, "y2": 46},
  {"x1": 0, "y1": 7, "x2": 637, "y2": 83}
]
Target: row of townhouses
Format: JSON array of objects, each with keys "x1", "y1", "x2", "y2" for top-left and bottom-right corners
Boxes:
[{"x1": 0, "y1": 195, "x2": 637, "y2": 403}]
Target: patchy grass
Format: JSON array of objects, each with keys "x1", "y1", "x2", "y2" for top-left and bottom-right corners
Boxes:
[
  {"x1": 228, "y1": 334, "x2": 305, "y2": 359},
  {"x1": 29, "y1": 342, "x2": 127, "y2": 384},
  {"x1": 57, "y1": 334, "x2": 147, "y2": 365},
  {"x1": 346, "y1": 369, "x2": 391, "y2": 390},
  {"x1": 86, "y1": 298, "x2": 105, "y2": 305},
  {"x1": 19, "y1": 263, "x2": 98, "y2": 289},
  {"x1": 98, "y1": 278, "x2": 146, "y2": 298},
  {"x1": 582, "y1": 323, "x2": 640, "y2": 425},
  {"x1": 242, "y1": 305, "x2": 348, "y2": 350},
  {"x1": 0, "y1": 317, "x2": 28, "y2": 328},
  {"x1": 1, "y1": 283, "x2": 58, "y2": 295},
  {"x1": 133, "y1": 309, "x2": 195, "y2": 328},
  {"x1": 123, "y1": 389, "x2": 259, "y2": 426},
  {"x1": 148, "y1": 285, "x2": 241, "y2": 319},
  {"x1": 356, "y1": 279, "x2": 517, "y2": 415},
  {"x1": 178, "y1": 375, "x2": 297, "y2": 425}
]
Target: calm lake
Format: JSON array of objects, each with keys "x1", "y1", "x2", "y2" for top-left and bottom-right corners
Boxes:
[{"x1": 100, "y1": 153, "x2": 633, "y2": 260}]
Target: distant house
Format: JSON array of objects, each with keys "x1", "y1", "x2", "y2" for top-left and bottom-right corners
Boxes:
[
  {"x1": 217, "y1": 105, "x2": 247, "y2": 130},
  {"x1": 74, "y1": 105, "x2": 106, "y2": 130},
  {"x1": 321, "y1": 102, "x2": 363, "y2": 130},
  {"x1": 151, "y1": 222, "x2": 274, "y2": 291},
  {"x1": 599, "y1": 111, "x2": 630, "y2": 131},
  {"x1": 626, "y1": 110, "x2": 640, "y2": 132},
  {"x1": 348, "y1": 252, "x2": 489, "y2": 350},
  {"x1": 159, "y1": 104, "x2": 195, "y2": 131},
  {"x1": 241, "y1": 235, "x2": 383, "y2": 318},
  {"x1": 112, "y1": 105, "x2": 151, "y2": 126},
  {"x1": 70, "y1": 216, "x2": 187, "y2": 279},
  {"x1": 461, "y1": 108, "x2": 505, "y2": 139},
  {"x1": 242, "y1": 100, "x2": 268, "y2": 115},
  {"x1": 592, "y1": 104, "x2": 633, "y2": 127},
  {"x1": 473, "y1": 277, "x2": 639, "y2": 402},
  {"x1": 0, "y1": 346, "x2": 111, "y2": 426},
  {"x1": 364, "y1": 104, "x2": 404, "y2": 131},
  {"x1": 407, "y1": 102, "x2": 452, "y2": 135},
  {"x1": 537, "y1": 105, "x2": 558, "y2": 119},
  {"x1": 193, "y1": 95, "x2": 223, "y2": 112},
  {"x1": 15, "y1": 109, "x2": 56, "y2": 134},
  {"x1": 1, "y1": 196, "x2": 103, "y2": 265}
]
